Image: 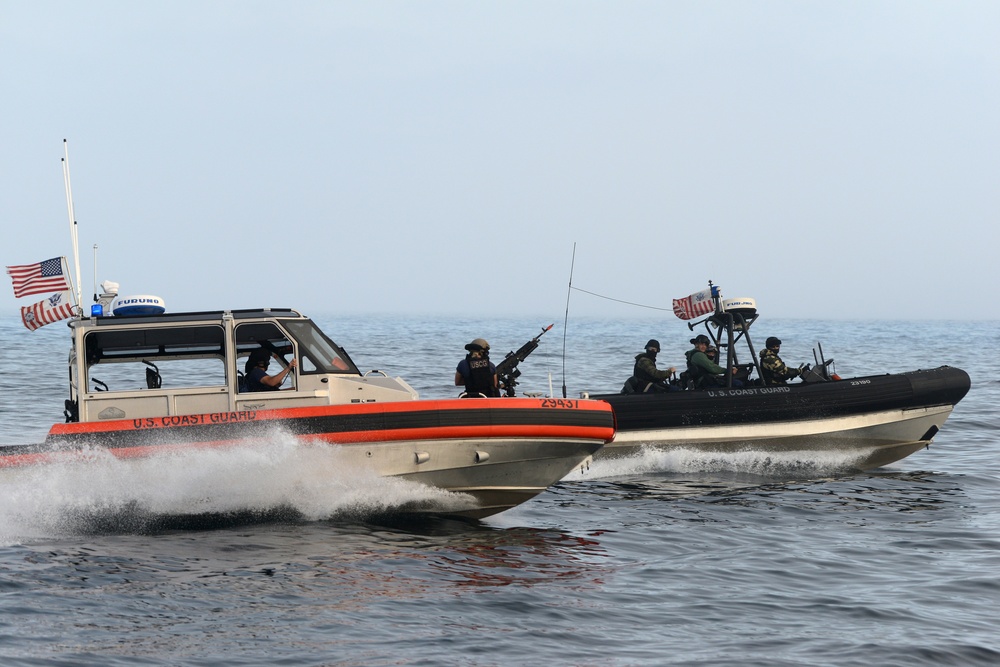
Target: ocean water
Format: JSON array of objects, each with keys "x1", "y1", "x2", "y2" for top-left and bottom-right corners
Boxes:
[{"x1": 1, "y1": 313, "x2": 998, "y2": 667}]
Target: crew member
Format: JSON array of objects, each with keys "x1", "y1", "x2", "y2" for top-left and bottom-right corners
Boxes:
[
  {"x1": 760, "y1": 337, "x2": 801, "y2": 385},
  {"x1": 685, "y1": 334, "x2": 740, "y2": 389},
  {"x1": 244, "y1": 347, "x2": 297, "y2": 392},
  {"x1": 455, "y1": 338, "x2": 499, "y2": 397},
  {"x1": 706, "y1": 345, "x2": 719, "y2": 364},
  {"x1": 624, "y1": 339, "x2": 678, "y2": 393}
]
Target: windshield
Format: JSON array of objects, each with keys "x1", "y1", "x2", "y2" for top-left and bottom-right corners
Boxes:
[{"x1": 282, "y1": 320, "x2": 358, "y2": 374}]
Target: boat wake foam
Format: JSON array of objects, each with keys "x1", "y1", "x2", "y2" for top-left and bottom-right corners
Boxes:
[
  {"x1": 581, "y1": 445, "x2": 878, "y2": 480},
  {"x1": 0, "y1": 433, "x2": 477, "y2": 542}
]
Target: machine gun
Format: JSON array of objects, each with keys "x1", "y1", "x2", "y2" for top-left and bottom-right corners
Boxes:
[{"x1": 495, "y1": 324, "x2": 553, "y2": 397}]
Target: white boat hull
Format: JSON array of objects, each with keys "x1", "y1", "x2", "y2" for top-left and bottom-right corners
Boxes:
[
  {"x1": 333, "y1": 436, "x2": 604, "y2": 518},
  {"x1": 600, "y1": 405, "x2": 955, "y2": 470}
]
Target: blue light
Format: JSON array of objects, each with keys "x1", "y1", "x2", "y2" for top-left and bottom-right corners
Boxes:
[{"x1": 91, "y1": 304, "x2": 104, "y2": 317}]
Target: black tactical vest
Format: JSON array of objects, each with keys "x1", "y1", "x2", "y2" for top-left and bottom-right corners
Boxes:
[{"x1": 463, "y1": 355, "x2": 496, "y2": 397}]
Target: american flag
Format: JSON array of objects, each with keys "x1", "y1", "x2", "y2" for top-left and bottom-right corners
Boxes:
[
  {"x1": 20, "y1": 292, "x2": 76, "y2": 331},
  {"x1": 6, "y1": 257, "x2": 71, "y2": 299},
  {"x1": 672, "y1": 286, "x2": 718, "y2": 320}
]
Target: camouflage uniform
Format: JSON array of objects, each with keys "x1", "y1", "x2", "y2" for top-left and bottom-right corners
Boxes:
[
  {"x1": 622, "y1": 352, "x2": 677, "y2": 393},
  {"x1": 634, "y1": 353, "x2": 673, "y2": 384},
  {"x1": 760, "y1": 348, "x2": 800, "y2": 385}
]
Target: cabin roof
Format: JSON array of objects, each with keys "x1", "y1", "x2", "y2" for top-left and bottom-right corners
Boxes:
[{"x1": 72, "y1": 308, "x2": 303, "y2": 329}]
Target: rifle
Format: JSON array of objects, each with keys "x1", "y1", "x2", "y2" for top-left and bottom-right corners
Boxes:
[{"x1": 495, "y1": 324, "x2": 554, "y2": 397}]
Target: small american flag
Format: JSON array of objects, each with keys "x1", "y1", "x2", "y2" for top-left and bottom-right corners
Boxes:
[
  {"x1": 672, "y1": 286, "x2": 717, "y2": 320},
  {"x1": 20, "y1": 292, "x2": 76, "y2": 331},
  {"x1": 6, "y1": 257, "x2": 71, "y2": 299}
]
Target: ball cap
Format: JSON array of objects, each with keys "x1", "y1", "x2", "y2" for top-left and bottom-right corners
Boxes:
[
  {"x1": 766, "y1": 337, "x2": 782, "y2": 348},
  {"x1": 645, "y1": 339, "x2": 660, "y2": 351},
  {"x1": 691, "y1": 334, "x2": 711, "y2": 345}
]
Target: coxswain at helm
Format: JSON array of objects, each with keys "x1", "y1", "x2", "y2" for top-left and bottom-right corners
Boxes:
[
  {"x1": 760, "y1": 336, "x2": 804, "y2": 385},
  {"x1": 244, "y1": 346, "x2": 297, "y2": 392},
  {"x1": 455, "y1": 338, "x2": 500, "y2": 397}
]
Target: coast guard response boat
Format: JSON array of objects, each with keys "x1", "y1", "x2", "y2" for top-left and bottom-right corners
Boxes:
[{"x1": 1, "y1": 285, "x2": 615, "y2": 519}]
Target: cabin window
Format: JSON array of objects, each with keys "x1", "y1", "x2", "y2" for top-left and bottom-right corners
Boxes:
[
  {"x1": 234, "y1": 322, "x2": 297, "y2": 390},
  {"x1": 83, "y1": 325, "x2": 227, "y2": 393}
]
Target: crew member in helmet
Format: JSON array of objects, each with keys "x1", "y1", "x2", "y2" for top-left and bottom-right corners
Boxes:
[
  {"x1": 623, "y1": 339, "x2": 678, "y2": 393},
  {"x1": 760, "y1": 337, "x2": 801, "y2": 385},
  {"x1": 455, "y1": 338, "x2": 499, "y2": 397},
  {"x1": 685, "y1": 334, "x2": 741, "y2": 388},
  {"x1": 244, "y1": 346, "x2": 297, "y2": 392}
]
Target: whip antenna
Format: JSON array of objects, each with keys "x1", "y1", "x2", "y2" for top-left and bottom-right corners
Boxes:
[
  {"x1": 561, "y1": 242, "x2": 576, "y2": 398},
  {"x1": 62, "y1": 139, "x2": 82, "y2": 311}
]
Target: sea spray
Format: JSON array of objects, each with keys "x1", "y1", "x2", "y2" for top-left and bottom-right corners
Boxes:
[{"x1": 0, "y1": 431, "x2": 477, "y2": 542}]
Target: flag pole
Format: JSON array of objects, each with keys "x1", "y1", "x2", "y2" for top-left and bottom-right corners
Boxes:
[{"x1": 62, "y1": 139, "x2": 82, "y2": 311}]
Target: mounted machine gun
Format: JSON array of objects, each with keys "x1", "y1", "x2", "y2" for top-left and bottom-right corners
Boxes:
[{"x1": 496, "y1": 324, "x2": 553, "y2": 397}]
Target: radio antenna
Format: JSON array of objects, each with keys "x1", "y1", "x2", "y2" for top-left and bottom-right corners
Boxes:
[
  {"x1": 93, "y1": 244, "x2": 99, "y2": 303},
  {"x1": 561, "y1": 242, "x2": 576, "y2": 398}
]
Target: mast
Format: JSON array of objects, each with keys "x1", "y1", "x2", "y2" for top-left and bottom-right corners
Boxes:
[{"x1": 62, "y1": 139, "x2": 83, "y2": 310}]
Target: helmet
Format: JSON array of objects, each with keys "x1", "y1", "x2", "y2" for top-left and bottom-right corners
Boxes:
[
  {"x1": 691, "y1": 334, "x2": 711, "y2": 345},
  {"x1": 465, "y1": 338, "x2": 490, "y2": 352},
  {"x1": 644, "y1": 339, "x2": 660, "y2": 352},
  {"x1": 765, "y1": 337, "x2": 782, "y2": 349}
]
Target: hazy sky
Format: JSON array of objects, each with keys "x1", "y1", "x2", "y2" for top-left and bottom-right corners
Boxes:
[{"x1": 2, "y1": 2, "x2": 997, "y2": 322}]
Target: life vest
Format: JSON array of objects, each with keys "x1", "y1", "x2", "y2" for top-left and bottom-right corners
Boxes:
[
  {"x1": 632, "y1": 353, "x2": 662, "y2": 386},
  {"x1": 685, "y1": 349, "x2": 721, "y2": 389},
  {"x1": 462, "y1": 355, "x2": 497, "y2": 397},
  {"x1": 684, "y1": 349, "x2": 703, "y2": 382}
]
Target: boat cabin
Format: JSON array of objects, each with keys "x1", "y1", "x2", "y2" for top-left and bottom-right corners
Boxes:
[{"x1": 64, "y1": 308, "x2": 419, "y2": 423}]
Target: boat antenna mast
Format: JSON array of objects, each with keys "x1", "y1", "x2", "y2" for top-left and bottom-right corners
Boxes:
[
  {"x1": 561, "y1": 242, "x2": 576, "y2": 399},
  {"x1": 62, "y1": 139, "x2": 83, "y2": 312}
]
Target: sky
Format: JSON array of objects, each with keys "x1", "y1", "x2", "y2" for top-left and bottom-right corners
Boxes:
[{"x1": 2, "y1": 1, "x2": 998, "y2": 323}]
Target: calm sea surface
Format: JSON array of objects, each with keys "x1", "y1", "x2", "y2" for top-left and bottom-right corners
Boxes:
[{"x1": 1, "y1": 314, "x2": 998, "y2": 666}]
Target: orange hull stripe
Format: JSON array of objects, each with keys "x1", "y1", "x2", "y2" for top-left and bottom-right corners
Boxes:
[{"x1": 46, "y1": 399, "x2": 614, "y2": 437}]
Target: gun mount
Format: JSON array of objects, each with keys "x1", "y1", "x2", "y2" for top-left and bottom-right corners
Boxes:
[{"x1": 495, "y1": 324, "x2": 553, "y2": 397}]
